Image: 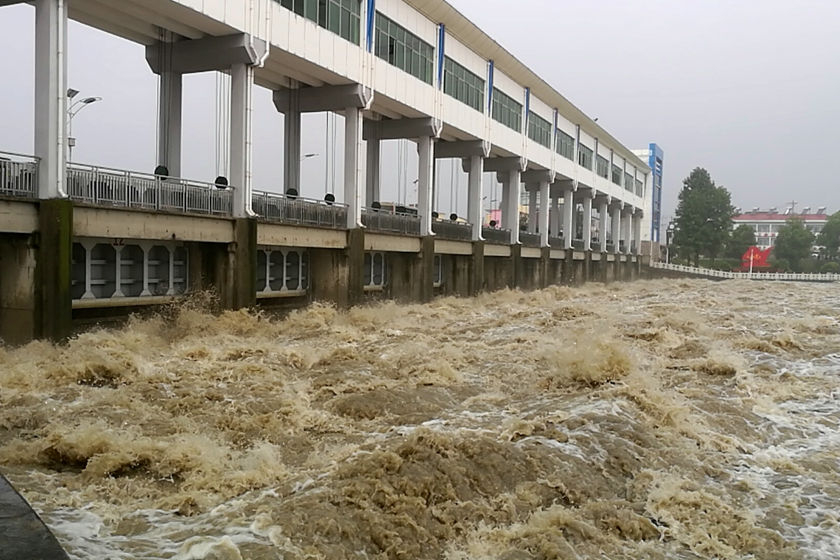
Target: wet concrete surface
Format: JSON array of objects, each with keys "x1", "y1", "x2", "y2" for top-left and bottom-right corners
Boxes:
[{"x1": 0, "y1": 474, "x2": 69, "y2": 560}]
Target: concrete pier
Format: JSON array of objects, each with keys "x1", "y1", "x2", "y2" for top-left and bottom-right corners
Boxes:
[{"x1": 0, "y1": 474, "x2": 69, "y2": 560}]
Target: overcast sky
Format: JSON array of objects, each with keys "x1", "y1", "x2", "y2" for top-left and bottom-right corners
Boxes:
[{"x1": 1, "y1": 1, "x2": 839, "y2": 222}]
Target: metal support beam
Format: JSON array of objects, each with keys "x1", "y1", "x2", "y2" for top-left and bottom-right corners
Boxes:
[
  {"x1": 157, "y1": 67, "x2": 182, "y2": 177},
  {"x1": 282, "y1": 87, "x2": 301, "y2": 193}
]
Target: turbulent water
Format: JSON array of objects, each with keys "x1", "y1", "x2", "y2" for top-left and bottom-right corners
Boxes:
[{"x1": 1, "y1": 280, "x2": 839, "y2": 559}]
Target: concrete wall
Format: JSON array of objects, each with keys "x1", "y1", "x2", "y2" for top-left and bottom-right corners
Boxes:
[{"x1": 0, "y1": 234, "x2": 37, "y2": 345}]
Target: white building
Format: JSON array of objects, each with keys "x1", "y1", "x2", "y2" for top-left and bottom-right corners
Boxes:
[{"x1": 733, "y1": 208, "x2": 829, "y2": 249}]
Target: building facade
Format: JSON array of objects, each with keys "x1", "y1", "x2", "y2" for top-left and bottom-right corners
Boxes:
[
  {"x1": 733, "y1": 209, "x2": 829, "y2": 249},
  {"x1": 633, "y1": 143, "x2": 664, "y2": 243}
]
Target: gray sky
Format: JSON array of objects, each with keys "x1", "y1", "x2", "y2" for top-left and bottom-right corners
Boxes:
[{"x1": 2, "y1": 1, "x2": 839, "y2": 222}]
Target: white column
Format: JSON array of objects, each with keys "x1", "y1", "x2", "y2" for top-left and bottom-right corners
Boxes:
[
  {"x1": 622, "y1": 208, "x2": 633, "y2": 254},
  {"x1": 345, "y1": 107, "x2": 365, "y2": 228},
  {"x1": 597, "y1": 198, "x2": 609, "y2": 251},
  {"x1": 527, "y1": 188, "x2": 538, "y2": 234},
  {"x1": 539, "y1": 180, "x2": 550, "y2": 247},
  {"x1": 633, "y1": 211, "x2": 643, "y2": 255},
  {"x1": 283, "y1": 94, "x2": 301, "y2": 194},
  {"x1": 417, "y1": 136, "x2": 434, "y2": 236},
  {"x1": 467, "y1": 155, "x2": 484, "y2": 241},
  {"x1": 582, "y1": 194, "x2": 593, "y2": 252},
  {"x1": 611, "y1": 204, "x2": 622, "y2": 253},
  {"x1": 366, "y1": 136, "x2": 381, "y2": 206},
  {"x1": 230, "y1": 62, "x2": 254, "y2": 217},
  {"x1": 35, "y1": 0, "x2": 67, "y2": 199},
  {"x1": 550, "y1": 196, "x2": 560, "y2": 237},
  {"x1": 562, "y1": 188, "x2": 574, "y2": 250},
  {"x1": 506, "y1": 169, "x2": 521, "y2": 244},
  {"x1": 157, "y1": 70, "x2": 182, "y2": 177}
]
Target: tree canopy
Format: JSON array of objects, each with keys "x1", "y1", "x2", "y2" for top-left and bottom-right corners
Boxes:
[
  {"x1": 726, "y1": 224, "x2": 757, "y2": 259},
  {"x1": 774, "y1": 218, "x2": 815, "y2": 272},
  {"x1": 817, "y1": 211, "x2": 840, "y2": 260},
  {"x1": 673, "y1": 168, "x2": 735, "y2": 266}
]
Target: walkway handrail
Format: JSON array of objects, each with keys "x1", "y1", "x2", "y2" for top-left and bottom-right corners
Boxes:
[
  {"x1": 362, "y1": 207, "x2": 421, "y2": 236},
  {"x1": 651, "y1": 261, "x2": 840, "y2": 282},
  {"x1": 67, "y1": 161, "x2": 233, "y2": 216},
  {"x1": 252, "y1": 190, "x2": 348, "y2": 229},
  {"x1": 482, "y1": 226, "x2": 511, "y2": 245},
  {"x1": 432, "y1": 219, "x2": 473, "y2": 241},
  {"x1": 0, "y1": 151, "x2": 39, "y2": 199}
]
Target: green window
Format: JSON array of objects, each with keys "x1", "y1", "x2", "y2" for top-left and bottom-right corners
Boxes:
[
  {"x1": 556, "y1": 129, "x2": 574, "y2": 160},
  {"x1": 444, "y1": 57, "x2": 485, "y2": 112},
  {"x1": 374, "y1": 12, "x2": 434, "y2": 85},
  {"x1": 492, "y1": 88, "x2": 522, "y2": 132},
  {"x1": 279, "y1": 0, "x2": 361, "y2": 44},
  {"x1": 624, "y1": 172, "x2": 634, "y2": 191},
  {"x1": 578, "y1": 144, "x2": 594, "y2": 170},
  {"x1": 611, "y1": 164, "x2": 622, "y2": 185},
  {"x1": 528, "y1": 112, "x2": 552, "y2": 148},
  {"x1": 596, "y1": 155, "x2": 609, "y2": 178}
]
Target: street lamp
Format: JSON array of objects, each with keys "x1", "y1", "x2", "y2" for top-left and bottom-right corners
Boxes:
[{"x1": 67, "y1": 93, "x2": 102, "y2": 161}]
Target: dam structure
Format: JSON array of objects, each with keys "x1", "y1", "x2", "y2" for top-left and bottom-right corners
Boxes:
[{"x1": 0, "y1": 0, "x2": 649, "y2": 345}]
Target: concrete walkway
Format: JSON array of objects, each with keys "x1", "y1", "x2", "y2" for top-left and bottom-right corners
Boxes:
[{"x1": 0, "y1": 474, "x2": 69, "y2": 560}]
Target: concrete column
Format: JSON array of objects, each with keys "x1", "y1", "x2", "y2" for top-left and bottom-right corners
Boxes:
[
  {"x1": 527, "y1": 188, "x2": 538, "y2": 234},
  {"x1": 226, "y1": 218, "x2": 257, "y2": 309},
  {"x1": 34, "y1": 0, "x2": 67, "y2": 199},
  {"x1": 582, "y1": 194, "x2": 593, "y2": 252},
  {"x1": 467, "y1": 155, "x2": 484, "y2": 241},
  {"x1": 345, "y1": 107, "x2": 365, "y2": 228},
  {"x1": 562, "y1": 188, "x2": 574, "y2": 250},
  {"x1": 597, "y1": 198, "x2": 609, "y2": 249},
  {"x1": 539, "y1": 180, "x2": 550, "y2": 247},
  {"x1": 366, "y1": 136, "x2": 381, "y2": 206},
  {"x1": 230, "y1": 62, "x2": 254, "y2": 218},
  {"x1": 611, "y1": 204, "x2": 622, "y2": 254},
  {"x1": 417, "y1": 136, "x2": 435, "y2": 236},
  {"x1": 283, "y1": 89, "x2": 301, "y2": 193},
  {"x1": 505, "y1": 169, "x2": 521, "y2": 244},
  {"x1": 157, "y1": 69, "x2": 183, "y2": 177},
  {"x1": 623, "y1": 207, "x2": 633, "y2": 254},
  {"x1": 36, "y1": 199, "x2": 73, "y2": 340},
  {"x1": 550, "y1": 196, "x2": 560, "y2": 237},
  {"x1": 633, "y1": 211, "x2": 643, "y2": 255}
]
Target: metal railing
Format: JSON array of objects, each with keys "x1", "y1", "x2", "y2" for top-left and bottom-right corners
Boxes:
[
  {"x1": 252, "y1": 191, "x2": 347, "y2": 229},
  {"x1": 67, "y1": 163, "x2": 232, "y2": 216},
  {"x1": 362, "y1": 208, "x2": 420, "y2": 236},
  {"x1": 482, "y1": 226, "x2": 511, "y2": 244},
  {"x1": 591, "y1": 241, "x2": 602, "y2": 252},
  {"x1": 650, "y1": 261, "x2": 840, "y2": 282},
  {"x1": 572, "y1": 239, "x2": 585, "y2": 250},
  {"x1": 519, "y1": 232, "x2": 541, "y2": 247},
  {"x1": 432, "y1": 219, "x2": 472, "y2": 241},
  {"x1": 606, "y1": 241, "x2": 615, "y2": 253},
  {"x1": 619, "y1": 241, "x2": 626, "y2": 253},
  {"x1": 0, "y1": 151, "x2": 38, "y2": 199}
]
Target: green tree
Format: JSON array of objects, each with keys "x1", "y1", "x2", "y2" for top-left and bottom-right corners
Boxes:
[
  {"x1": 726, "y1": 224, "x2": 757, "y2": 259},
  {"x1": 774, "y1": 218, "x2": 815, "y2": 272},
  {"x1": 817, "y1": 211, "x2": 840, "y2": 260},
  {"x1": 673, "y1": 168, "x2": 735, "y2": 266}
]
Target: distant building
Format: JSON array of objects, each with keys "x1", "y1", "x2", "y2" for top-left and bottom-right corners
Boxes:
[
  {"x1": 733, "y1": 207, "x2": 829, "y2": 249},
  {"x1": 633, "y1": 144, "x2": 664, "y2": 243}
]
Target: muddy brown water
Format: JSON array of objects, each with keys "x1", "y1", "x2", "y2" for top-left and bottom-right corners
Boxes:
[{"x1": 1, "y1": 279, "x2": 838, "y2": 559}]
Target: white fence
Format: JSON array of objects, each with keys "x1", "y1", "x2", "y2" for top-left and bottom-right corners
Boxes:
[
  {"x1": 0, "y1": 151, "x2": 38, "y2": 198},
  {"x1": 651, "y1": 261, "x2": 840, "y2": 282}
]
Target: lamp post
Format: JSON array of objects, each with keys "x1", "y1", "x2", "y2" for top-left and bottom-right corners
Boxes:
[{"x1": 67, "y1": 92, "x2": 102, "y2": 162}]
